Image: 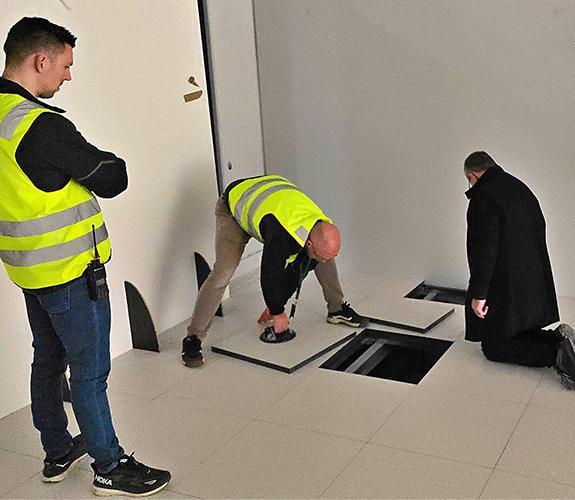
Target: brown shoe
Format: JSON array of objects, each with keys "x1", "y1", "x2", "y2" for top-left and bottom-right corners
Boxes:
[{"x1": 555, "y1": 339, "x2": 575, "y2": 390}]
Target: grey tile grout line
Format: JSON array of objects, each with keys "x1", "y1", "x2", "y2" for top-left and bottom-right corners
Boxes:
[
  {"x1": 522, "y1": 367, "x2": 575, "y2": 416},
  {"x1": 476, "y1": 465, "x2": 497, "y2": 498},
  {"x1": 100, "y1": 360, "x2": 258, "y2": 485},
  {"x1": 317, "y1": 439, "x2": 496, "y2": 499},
  {"x1": 112, "y1": 365, "x2": 338, "y2": 462},
  {"x1": 108, "y1": 355, "x2": 322, "y2": 423},
  {"x1": 477, "y1": 400, "x2": 530, "y2": 498},
  {"x1": 166, "y1": 418, "x2": 256, "y2": 497},
  {"x1": 366, "y1": 440, "x2": 496, "y2": 471},
  {"x1": 1, "y1": 469, "x2": 44, "y2": 499},
  {"x1": 527, "y1": 400, "x2": 575, "y2": 417},
  {"x1": 250, "y1": 417, "x2": 370, "y2": 446},
  {"x1": 251, "y1": 364, "x2": 328, "y2": 418},
  {"x1": 360, "y1": 381, "x2": 530, "y2": 475},
  {"x1": 479, "y1": 467, "x2": 575, "y2": 491},
  {"x1": 411, "y1": 381, "x2": 542, "y2": 406},
  {"x1": 317, "y1": 441, "x2": 369, "y2": 499},
  {"x1": 524, "y1": 369, "x2": 548, "y2": 405},
  {"x1": 117, "y1": 391, "x2": 256, "y2": 424},
  {"x1": 107, "y1": 351, "x2": 215, "y2": 401},
  {"x1": 163, "y1": 473, "x2": 204, "y2": 498},
  {"x1": 0, "y1": 444, "x2": 43, "y2": 461},
  {"x1": 99, "y1": 396, "x2": 156, "y2": 424},
  {"x1": 362, "y1": 380, "x2": 417, "y2": 444}
]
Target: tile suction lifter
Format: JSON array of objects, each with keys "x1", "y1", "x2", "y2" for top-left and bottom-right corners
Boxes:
[{"x1": 260, "y1": 257, "x2": 311, "y2": 344}]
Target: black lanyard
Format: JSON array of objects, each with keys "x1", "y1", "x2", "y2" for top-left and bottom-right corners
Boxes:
[{"x1": 289, "y1": 255, "x2": 312, "y2": 319}]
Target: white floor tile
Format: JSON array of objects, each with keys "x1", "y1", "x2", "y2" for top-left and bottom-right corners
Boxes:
[
  {"x1": 0, "y1": 404, "x2": 78, "y2": 459},
  {"x1": 3, "y1": 468, "x2": 94, "y2": 499},
  {"x1": 361, "y1": 309, "x2": 465, "y2": 345},
  {"x1": 370, "y1": 386, "x2": 526, "y2": 467},
  {"x1": 110, "y1": 396, "x2": 251, "y2": 485},
  {"x1": 172, "y1": 420, "x2": 363, "y2": 499},
  {"x1": 360, "y1": 294, "x2": 455, "y2": 332},
  {"x1": 156, "y1": 356, "x2": 310, "y2": 419},
  {"x1": 108, "y1": 348, "x2": 193, "y2": 399},
  {"x1": 106, "y1": 390, "x2": 155, "y2": 424},
  {"x1": 497, "y1": 405, "x2": 575, "y2": 486},
  {"x1": 259, "y1": 369, "x2": 413, "y2": 441},
  {"x1": 529, "y1": 371, "x2": 575, "y2": 414},
  {"x1": 338, "y1": 273, "x2": 421, "y2": 302},
  {"x1": 420, "y1": 339, "x2": 546, "y2": 403},
  {"x1": 0, "y1": 449, "x2": 43, "y2": 496},
  {"x1": 322, "y1": 443, "x2": 491, "y2": 499},
  {"x1": 480, "y1": 470, "x2": 575, "y2": 499}
]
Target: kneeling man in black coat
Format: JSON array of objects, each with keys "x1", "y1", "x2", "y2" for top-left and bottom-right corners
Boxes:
[{"x1": 463, "y1": 151, "x2": 575, "y2": 390}]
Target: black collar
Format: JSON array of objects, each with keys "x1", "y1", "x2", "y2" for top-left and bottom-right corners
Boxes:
[
  {"x1": 465, "y1": 165, "x2": 504, "y2": 199},
  {"x1": 0, "y1": 77, "x2": 65, "y2": 113}
]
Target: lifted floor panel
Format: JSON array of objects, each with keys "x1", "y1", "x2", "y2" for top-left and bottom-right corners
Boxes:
[
  {"x1": 211, "y1": 322, "x2": 357, "y2": 373},
  {"x1": 359, "y1": 295, "x2": 455, "y2": 333}
]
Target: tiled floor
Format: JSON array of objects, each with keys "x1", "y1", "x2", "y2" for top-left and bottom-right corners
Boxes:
[{"x1": 1, "y1": 271, "x2": 575, "y2": 499}]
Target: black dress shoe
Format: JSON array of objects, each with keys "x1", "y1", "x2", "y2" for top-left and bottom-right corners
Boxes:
[{"x1": 555, "y1": 339, "x2": 575, "y2": 390}]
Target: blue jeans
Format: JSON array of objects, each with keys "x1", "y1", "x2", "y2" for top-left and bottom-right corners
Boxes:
[{"x1": 24, "y1": 275, "x2": 123, "y2": 473}]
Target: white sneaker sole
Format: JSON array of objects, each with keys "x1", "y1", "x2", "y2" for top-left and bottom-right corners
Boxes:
[
  {"x1": 93, "y1": 480, "x2": 169, "y2": 497},
  {"x1": 326, "y1": 316, "x2": 366, "y2": 328},
  {"x1": 42, "y1": 452, "x2": 88, "y2": 483}
]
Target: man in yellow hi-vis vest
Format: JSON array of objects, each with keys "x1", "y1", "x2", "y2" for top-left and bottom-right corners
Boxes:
[
  {"x1": 182, "y1": 175, "x2": 367, "y2": 367},
  {"x1": 0, "y1": 17, "x2": 170, "y2": 496}
]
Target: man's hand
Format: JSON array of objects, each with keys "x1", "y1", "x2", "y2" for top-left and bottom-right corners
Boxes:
[
  {"x1": 257, "y1": 308, "x2": 272, "y2": 325},
  {"x1": 471, "y1": 298, "x2": 489, "y2": 319},
  {"x1": 272, "y1": 312, "x2": 289, "y2": 333}
]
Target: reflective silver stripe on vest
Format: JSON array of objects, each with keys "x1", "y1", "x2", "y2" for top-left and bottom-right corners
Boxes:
[
  {"x1": 0, "y1": 100, "x2": 45, "y2": 140},
  {"x1": 231, "y1": 176, "x2": 287, "y2": 223},
  {"x1": 0, "y1": 223, "x2": 108, "y2": 267},
  {"x1": 294, "y1": 225, "x2": 310, "y2": 243},
  {"x1": 245, "y1": 184, "x2": 300, "y2": 237},
  {"x1": 0, "y1": 198, "x2": 102, "y2": 238}
]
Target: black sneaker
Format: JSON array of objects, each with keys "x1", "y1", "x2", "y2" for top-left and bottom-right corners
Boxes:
[
  {"x1": 42, "y1": 434, "x2": 87, "y2": 483},
  {"x1": 182, "y1": 335, "x2": 204, "y2": 367},
  {"x1": 327, "y1": 302, "x2": 369, "y2": 328},
  {"x1": 92, "y1": 454, "x2": 171, "y2": 497}
]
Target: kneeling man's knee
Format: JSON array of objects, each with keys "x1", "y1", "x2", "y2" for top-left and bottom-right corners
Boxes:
[{"x1": 481, "y1": 340, "x2": 505, "y2": 362}]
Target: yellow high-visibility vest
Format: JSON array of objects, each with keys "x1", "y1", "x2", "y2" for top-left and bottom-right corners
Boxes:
[
  {"x1": 0, "y1": 93, "x2": 111, "y2": 289},
  {"x1": 228, "y1": 175, "x2": 332, "y2": 264}
]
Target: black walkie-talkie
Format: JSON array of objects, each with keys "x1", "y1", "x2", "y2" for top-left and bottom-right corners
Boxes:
[{"x1": 86, "y1": 224, "x2": 108, "y2": 301}]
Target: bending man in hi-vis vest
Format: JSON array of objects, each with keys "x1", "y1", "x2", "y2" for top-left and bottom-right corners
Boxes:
[
  {"x1": 182, "y1": 175, "x2": 367, "y2": 367},
  {"x1": 0, "y1": 17, "x2": 170, "y2": 496}
]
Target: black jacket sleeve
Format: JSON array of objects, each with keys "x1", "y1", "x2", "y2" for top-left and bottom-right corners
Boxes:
[
  {"x1": 466, "y1": 193, "x2": 500, "y2": 298},
  {"x1": 16, "y1": 113, "x2": 127, "y2": 198},
  {"x1": 259, "y1": 214, "x2": 308, "y2": 315}
]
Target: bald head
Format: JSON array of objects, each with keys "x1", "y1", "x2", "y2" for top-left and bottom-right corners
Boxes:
[{"x1": 306, "y1": 221, "x2": 340, "y2": 262}]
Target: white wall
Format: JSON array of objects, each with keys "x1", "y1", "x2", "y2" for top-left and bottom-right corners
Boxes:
[
  {"x1": 254, "y1": 0, "x2": 575, "y2": 296},
  {"x1": 0, "y1": 0, "x2": 218, "y2": 417}
]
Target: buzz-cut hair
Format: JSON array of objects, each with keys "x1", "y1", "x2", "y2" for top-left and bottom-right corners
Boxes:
[
  {"x1": 464, "y1": 151, "x2": 498, "y2": 173},
  {"x1": 4, "y1": 17, "x2": 76, "y2": 67}
]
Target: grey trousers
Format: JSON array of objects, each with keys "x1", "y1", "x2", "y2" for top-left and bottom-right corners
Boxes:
[{"x1": 187, "y1": 197, "x2": 345, "y2": 339}]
